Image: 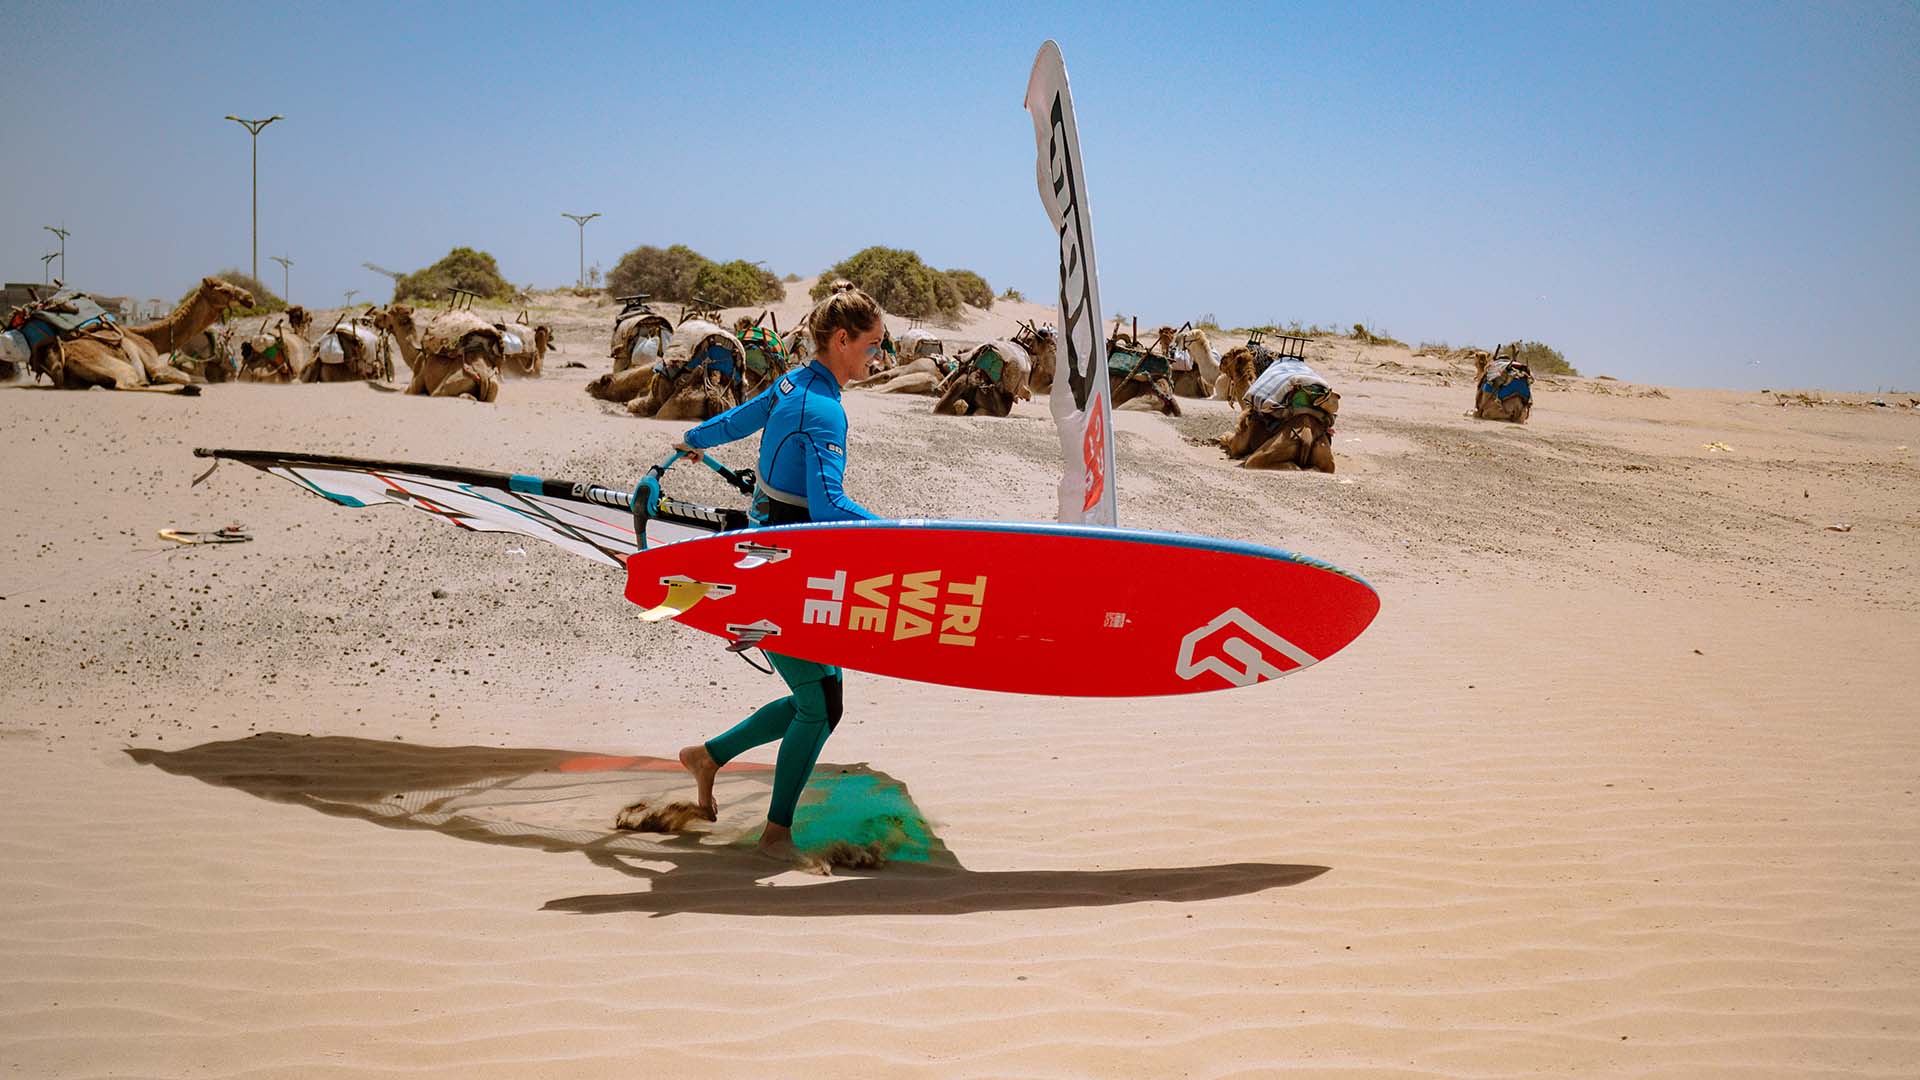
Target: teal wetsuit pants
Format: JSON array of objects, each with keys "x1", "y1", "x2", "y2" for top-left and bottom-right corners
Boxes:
[{"x1": 704, "y1": 652, "x2": 844, "y2": 828}]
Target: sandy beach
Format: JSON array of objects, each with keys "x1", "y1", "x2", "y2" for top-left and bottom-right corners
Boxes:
[{"x1": 2, "y1": 292, "x2": 1917, "y2": 1078}]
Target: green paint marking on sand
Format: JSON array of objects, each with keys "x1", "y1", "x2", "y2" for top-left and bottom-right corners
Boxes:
[{"x1": 791, "y1": 772, "x2": 933, "y2": 863}]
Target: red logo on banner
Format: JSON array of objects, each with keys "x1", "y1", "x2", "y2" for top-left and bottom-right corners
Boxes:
[{"x1": 1081, "y1": 406, "x2": 1107, "y2": 512}]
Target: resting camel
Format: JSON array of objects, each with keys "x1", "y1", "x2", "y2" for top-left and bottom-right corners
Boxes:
[
  {"x1": 1107, "y1": 325, "x2": 1181, "y2": 416},
  {"x1": 374, "y1": 304, "x2": 502, "y2": 401},
  {"x1": 496, "y1": 317, "x2": 555, "y2": 378},
  {"x1": 586, "y1": 364, "x2": 653, "y2": 405},
  {"x1": 239, "y1": 306, "x2": 312, "y2": 384},
  {"x1": 27, "y1": 276, "x2": 253, "y2": 390},
  {"x1": 1015, "y1": 321, "x2": 1058, "y2": 394},
  {"x1": 932, "y1": 339, "x2": 1032, "y2": 417},
  {"x1": 165, "y1": 323, "x2": 238, "y2": 383},
  {"x1": 849, "y1": 350, "x2": 951, "y2": 395},
  {"x1": 1214, "y1": 333, "x2": 1314, "y2": 405},
  {"x1": 610, "y1": 303, "x2": 672, "y2": 374},
  {"x1": 1473, "y1": 346, "x2": 1533, "y2": 423},
  {"x1": 1170, "y1": 325, "x2": 1218, "y2": 397},
  {"x1": 1221, "y1": 360, "x2": 1339, "y2": 473},
  {"x1": 302, "y1": 311, "x2": 388, "y2": 383},
  {"x1": 629, "y1": 320, "x2": 743, "y2": 420},
  {"x1": 1213, "y1": 344, "x2": 1260, "y2": 404},
  {"x1": 1223, "y1": 408, "x2": 1336, "y2": 471},
  {"x1": 734, "y1": 314, "x2": 790, "y2": 397}
]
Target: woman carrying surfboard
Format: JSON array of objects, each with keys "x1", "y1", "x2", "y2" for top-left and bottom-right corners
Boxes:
[{"x1": 672, "y1": 284, "x2": 886, "y2": 865}]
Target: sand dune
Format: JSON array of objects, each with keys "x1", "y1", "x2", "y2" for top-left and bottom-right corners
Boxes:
[{"x1": 1, "y1": 299, "x2": 1916, "y2": 1077}]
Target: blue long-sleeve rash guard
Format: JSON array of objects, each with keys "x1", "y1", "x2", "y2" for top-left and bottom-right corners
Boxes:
[{"x1": 681, "y1": 360, "x2": 877, "y2": 523}]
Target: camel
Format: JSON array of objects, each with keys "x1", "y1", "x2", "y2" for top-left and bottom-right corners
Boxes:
[
  {"x1": 1221, "y1": 357, "x2": 1339, "y2": 473},
  {"x1": 609, "y1": 296, "x2": 673, "y2": 374},
  {"x1": 1213, "y1": 331, "x2": 1312, "y2": 406},
  {"x1": 1473, "y1": 344, "x2": 1533, "y2": 423},
  {"x1": 373, "y1": 304, "x2": 502, "y2": 401},
  {"x1": 734, "y1": 313, "x2": 790, "y2": 397},
  {"x1": 1106, "y1": 321, "x2": 1181, "y2": 416},
  {"x1": 303, "y1": 310, "x2": 390, "y2": 383},
  {"x1": 1170, "y1": 324, "x2": 1218, "y2": 397},
  {"x1": 496, "y1": 316, "x2": 555, "y2": 378},
  {"x1": 889, "y1": 328, "x2": 944, "y2": 375},
  {"x1": 1223, "y1": 408, "x2": 1336, "y2": 471},
  {"x1": 238, "y1": 306, "x2": 312, "y2": 384},
  {"x1": 23, "y1": 276, "x2": 253, "y2": 390},
  {"x1": 164, "y1": 323, "x2": 238, "y2": 383},
  {"x1": 848, "y1": 349, "x2": 954, "y2": 394},
  {"x1": 932, "y1": 339, "x2": 1033, "y2": 417},
  {"x1": 1015, "y1": 321, "x2": 1058, "y2": 394},
  {"x1": 586, "y1": 364, "x2": 654, "y2": 405},
  {"x1": 1213, "y1": 344, "x2": 1257, "y2": 404},
  {"x1": 628, "y1": 320, "x2": 743, "y2": 420}
]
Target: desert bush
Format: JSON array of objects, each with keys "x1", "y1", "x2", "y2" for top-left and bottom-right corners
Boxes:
[
  {"x1": 393, "y1": 247, "x2": 513, "y2": 303},
  {"x1": 812, "y1": 247, "x2": 966, "y2": 321},
  {"x1": 1350, "y1": 322, "x2": 1405, "y2": 347},
  {"x1": 1514, "y1": 340, "x2": 1577, "y2": 376},
  {"x1": 194, "y1": 269, "x2": 284, "y2": 316},
  {"x1": 1000, "y1": 286, "x2": 1025, "y2": 303},
  {"x1": 605, "y1": 244, "x2": 709, "y2": 301},
  {"x1": 943, "y1": 269, "x2": 993, "y2": 310},
  {"x1": 690, "y1": 259, "x2": 786, "y2": 308}
]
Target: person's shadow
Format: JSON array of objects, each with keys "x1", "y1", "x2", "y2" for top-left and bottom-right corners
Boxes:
[{"x1": 129, "y1": 733, "x2": 1327, "y2": 918}]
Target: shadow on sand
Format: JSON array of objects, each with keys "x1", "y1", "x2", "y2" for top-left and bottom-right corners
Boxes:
[{"x1": 130, "y1": 733, "x2": 1328, "y2": 918}]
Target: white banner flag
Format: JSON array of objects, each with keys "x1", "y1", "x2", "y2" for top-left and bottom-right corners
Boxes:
[{"x1": 1025, "y1": 40, "x2": 1119, "y2": 527}]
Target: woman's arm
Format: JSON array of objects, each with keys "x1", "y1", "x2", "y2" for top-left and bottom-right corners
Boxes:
[{"x1": 681, "y1": 385, "x2": 777, "y2": 450}]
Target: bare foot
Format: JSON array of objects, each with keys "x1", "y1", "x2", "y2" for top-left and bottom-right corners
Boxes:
[
  {"x1": 756, "y1": 821, "x2": 828, "y2": 876},
  {"x1": 678, "y1": 744, "x2": 719, "y2": 821}
]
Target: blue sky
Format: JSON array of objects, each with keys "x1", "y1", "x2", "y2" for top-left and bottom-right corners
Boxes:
[{"x1": 4, "y1": 1, "x2": 1914, "y2": 389}]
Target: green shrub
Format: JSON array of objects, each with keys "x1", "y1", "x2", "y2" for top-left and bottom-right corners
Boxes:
[
  {"x1": 690, "y1": 259, "x2": 786, "y2": 308},
  {"x1": 605, "y1": 244, "x2": 709, "y2": 301},
  {"x1": 812, "y1": 247, "x2": 963, "y2": 320},
  {"x1": 1514, "y1": 340, "x2": 1577, "y2": 376},
  {"x1": 193, "y1": 270, "x2": 284, "y2": 316},
  {"x1": 393, "y1": 247, "x2": 513, "y2": 303},
  {"x1": 943, "y1": 269, "x2": 993, "y2": 310},
  {"x1": 1000, "y1": 286, "x2": 1025, "y2": 303}
]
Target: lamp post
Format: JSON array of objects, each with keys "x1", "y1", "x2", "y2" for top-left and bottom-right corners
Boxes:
[
  {"x1": 561, "y1": 212, "x2": 600, "y2": 289},
  {"x1": 40, "y1": 252, "x2": 58, "y2": 284},
  {"x1": 270, "y1": 255, "x2": 293, "y2": 304},
  {"x1": 344, "y1": 289, "x2": 359, "y2": 307},
  {"x1": 224, "y1": 114, "x2": 283, "y2": 286},
  {"x1": 42, "y1": 225, "x2": 69, "y2": 281}
]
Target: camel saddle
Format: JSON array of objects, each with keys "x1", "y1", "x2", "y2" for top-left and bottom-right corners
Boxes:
[
  {"x1": 738, "y1": 324, "x2": 787, "y2": 377},
  {"x1": 9, "y1": 289, "x2": 114, "y2": 349},
  {"x1": 1107, "y1": 342, "x2": 1170, "y2": 380},
  {"x1": 1482, "y1": 358, "x2": 1532, "y2": 402},
  {"x1": 1248, "y1": 357, "x2": 1339, "y2": 424}
]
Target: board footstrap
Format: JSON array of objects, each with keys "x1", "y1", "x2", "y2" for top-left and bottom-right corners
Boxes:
[{"x1": 636, "y1": 577, "x2": 726, "y2": 622}]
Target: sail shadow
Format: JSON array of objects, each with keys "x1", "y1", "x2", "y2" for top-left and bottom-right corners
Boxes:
[{"x1": 129, "y1": 733, "x2": 1328, "y2": 916}]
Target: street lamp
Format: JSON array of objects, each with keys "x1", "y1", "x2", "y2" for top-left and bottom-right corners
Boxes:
[
  {"x1": 270, "y1": 255, "x2": 293, "y2": 304},
  {"x1": 42, "y1": 225, "x2": 69, "y2": 281},
  {"x1": 224, "y1": 114, "x2": 283, "y2": 286},
  {"x1": 40, "y1": 252, "x2": 58, "y2": 284},
  {"x1": 344, "y1": 289, "x2": 359, "y2": 307},
  {"x1": 561, "y1": 212, "x2": 600, "y2": 290}
]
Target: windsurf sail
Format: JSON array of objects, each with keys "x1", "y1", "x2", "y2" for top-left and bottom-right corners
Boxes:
[
  {"x1": 1025, "y1": 40, "x2": 1119, "y2": 527},
  {"x1": 192, "y1": 448, "x2": 753, "y2": 569}
]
